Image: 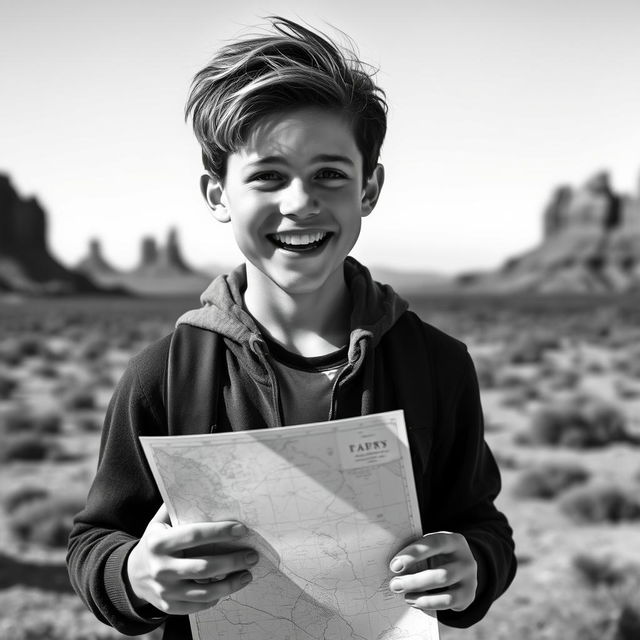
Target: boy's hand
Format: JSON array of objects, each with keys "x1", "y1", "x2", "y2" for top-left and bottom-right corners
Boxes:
[
  {"x1": 126, "y1": 504, "x2": 258, "y2": 616},
  {"x1": 388, "y1": 531, "x2": 477, "y2": 613}
]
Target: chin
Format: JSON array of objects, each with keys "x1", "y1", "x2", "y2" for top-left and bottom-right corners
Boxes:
[{"x1": 270, "y1": 269, "x2": 339, "y2": 297}]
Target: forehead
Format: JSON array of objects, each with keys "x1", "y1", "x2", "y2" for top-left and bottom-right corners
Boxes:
[{"x1": 235, "y1": 107, "x2": 360, "y2": 164}]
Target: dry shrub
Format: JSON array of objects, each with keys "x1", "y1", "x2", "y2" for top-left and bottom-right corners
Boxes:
[
  {"x1": 3, "y1": 486, "x2": 51, "y2": 514},
  {"x1": 0, "y1": 371, "x2": 18, "y2": 398},
  {"x1": 14, "y1": 335, "x2": 49, "y2": 358},
  {"x1": 501, "y1": 384, "x2": 540, "y2": 409},
  {"x1": 559, "y1": 483, "x2": 640, "y2": 523},
  {"x1": 513, "y1": 461, "x2": 589, "y2": 499},
  {"x1": 573, "y1": 552, "x2": 639, "y2": 588},
  {"x1": 492, "y1": 450, "x2": 520, "y2": 470},
  {"x1": 474, "y1": 357, "x2": 497, "y2": 389},
  {"x1": 0, "y1": 341, "x2": 23, "y2": 366},
  {"x1": 614, "y1": 378, "x2": 640, "y2": 400},
  {"x1": 89, "y1": 370, "x2": 116, "y2": 388},
  {"x1": 505, "y1": 332, "x2": 560, "y2": 365},
  {"x1": 545, "y1": 368, "x2": 581, "y2": 391},
  {"x1": 0, "y1": 408, "x2": 62, "y2": 435},
  {"x1": 495, "y1": 368, "x2": 530, "y2": 389},
  {"x1": 572, "y1": 555, "x2": 640, "y2": 640},
  {"x1": 64, "y1": 387, "x2": 97, "y2": 410},
  {"x1": 0, "y1": 434, "x2": 62, "y2": 462},
  {"x1": 32, "y1": 361, "x2": 60, "y2": 379},
  {"x1": 8, "y1": 493, "x2": 86, "y2": 548},
  {"x1": 77, "y1": 337, "x2": 110, "y2": 362},
  {"x1": 613, "y1": 347, "x2": 640, "y2": 379},
  {"x1": 613, "y1": 600, "x2": 640, "y2": 640},
  {"x1": 522, "y1": 394, "x2": 631, "y2": 448},
  {"x1": 74, "y1": 415, "x2": 102, "y2": 432}
]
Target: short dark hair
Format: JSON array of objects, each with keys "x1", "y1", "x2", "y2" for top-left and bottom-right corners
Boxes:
[{"x1": 185, "y1": 16, "x2": 387, "y2": 181}]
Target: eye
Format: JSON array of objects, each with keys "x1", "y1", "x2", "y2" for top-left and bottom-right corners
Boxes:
[
  {"x1": 315, "y1": 168, "x2": 348, "y2": 181},
  {"x1": 250, "y1": 171, "x2": 283, "y2": 182}
]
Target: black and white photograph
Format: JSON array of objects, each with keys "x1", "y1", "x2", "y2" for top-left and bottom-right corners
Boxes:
[{"x1": 1, "y1": 1, "x2": 639, "y2": 639}]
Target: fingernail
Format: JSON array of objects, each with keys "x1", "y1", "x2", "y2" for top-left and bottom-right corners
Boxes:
[
  {"x1": 390, "y1": 558, "x2": 404, "y2": 573},
  {"x1": 240, "y1": 572, "x2": 252, "y2": 585},
  {"x1": 389, "y1": 578, "x2": 404, "y2": 593},
  {"x1": 231, "y1": 524, "x2": 246, "y2": 537},
  {"x1": 245, "y1": 551, "x2": 258, "y2": 565}
]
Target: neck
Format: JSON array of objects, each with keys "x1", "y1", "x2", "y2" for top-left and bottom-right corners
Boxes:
[{"x1": 243, "y1": 265, "x2": 350, "y2": 357}]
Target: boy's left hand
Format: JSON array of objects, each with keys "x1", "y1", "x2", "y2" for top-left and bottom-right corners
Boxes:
[{"x1": 388, "y1": 531, "x2": 477, "y2": 612}]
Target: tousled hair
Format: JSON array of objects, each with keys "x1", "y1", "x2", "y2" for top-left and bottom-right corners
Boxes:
[{"x1": 185, "y1": 17, "x2": 387, "y2": 180}]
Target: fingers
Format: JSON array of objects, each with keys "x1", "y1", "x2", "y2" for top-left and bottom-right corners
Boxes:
[
  {"x1": 150, "y1": 521, "x2": 248, "y2": 555},
  {"x1": 390, "y1": 531, "x2": 460, "y2": 572},
  {"x1": 127, "y1": 517, "x2": 256, "y2": 616},
  {"x1": 389, "y1": 557, "x2": 465, "y2": 593},
  {"x1": 389, "y1": 531, "x2": 478, "y2": 613},
  {"x1": 405, "y1": 586, "x2": 463, "y2": 611},
  {"x1": 153, "y1": 571, "x2": 253, "y2": 615},
  {"x1": 163, "y1": 570, "x2": 253, "y2": 607},
  {"x1": 166, "y1": 549, "x2": 259, "y2": 581}
]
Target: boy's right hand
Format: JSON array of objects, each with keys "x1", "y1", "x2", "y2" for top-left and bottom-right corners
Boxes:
[{"x1": 126, "y1": 504, "x2": 258, "y2": 616}]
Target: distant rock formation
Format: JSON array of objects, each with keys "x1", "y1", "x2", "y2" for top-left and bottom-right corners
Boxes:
[
  {"x1": 133, "y1": 228, "x2": 196, "y2": 276},
  {"x1": 0, "y1": 174, "x2": 102, "y2": 294},
  {"x1": 76, "y1": 239, "x2": 118, "y2": 276},
  {"x1": 77, "y1": 228, "x2": 212, "y2": 295},
  {"x1": 462, "y1": 169, "x2": 640, "y2": 293},
  {"x1": 136, "y1": 237, "x2": 159, "y2": 272}
]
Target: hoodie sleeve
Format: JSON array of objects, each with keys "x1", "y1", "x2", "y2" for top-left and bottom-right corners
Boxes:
[
  {"x1": 427, "y1": 349, "x2": 517, "y2": 628},
  {"x1": 66, "y1": 336, "x2": 172, "y2": 635}
]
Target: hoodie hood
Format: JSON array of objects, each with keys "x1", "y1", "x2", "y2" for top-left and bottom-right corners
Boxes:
[{"x1": 176, "y1": 257, "x2": 408, "y2": 361}]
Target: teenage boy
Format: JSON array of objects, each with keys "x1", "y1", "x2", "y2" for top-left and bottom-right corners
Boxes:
[{"x1": 67, "y1": 17, "x2": 516, "y2": 639}]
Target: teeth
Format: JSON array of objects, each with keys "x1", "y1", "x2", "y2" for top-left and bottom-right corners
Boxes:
[{"x1": 273, "y1": 231, "x2": 327, "y2": 246}]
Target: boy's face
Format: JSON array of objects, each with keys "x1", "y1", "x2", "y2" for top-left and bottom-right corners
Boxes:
[{"x1": 201, "y1": 107, "x2": 384, "y2": 297}]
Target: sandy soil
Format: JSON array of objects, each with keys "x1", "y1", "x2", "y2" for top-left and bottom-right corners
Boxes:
[{"x1": 1, "y1": 293, "x2": 639, "y2": 640}]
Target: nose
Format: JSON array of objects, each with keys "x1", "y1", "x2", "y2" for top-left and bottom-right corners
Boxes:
[{"x1": 279, "y1": 179, "x2": 319, "y2": 218}]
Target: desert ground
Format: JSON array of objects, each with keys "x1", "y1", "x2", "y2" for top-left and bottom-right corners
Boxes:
[{"x1": 0, "y1": 292, "x2": 639, "y2": 640}]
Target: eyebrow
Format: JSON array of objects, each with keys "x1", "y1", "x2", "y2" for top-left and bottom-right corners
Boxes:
[{"x1": 248, "y1": 154, "x2": 355, "y2": 167}]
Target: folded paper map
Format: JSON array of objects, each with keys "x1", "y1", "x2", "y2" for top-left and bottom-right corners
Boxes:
[{"x1": 140, "y1": 409, "x2": 439, "y2": 640}]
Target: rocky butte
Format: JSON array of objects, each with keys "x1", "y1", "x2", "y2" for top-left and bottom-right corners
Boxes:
[
  {"x1": 76, "y1": 228, "x2": 213, "y2": 295},
  {"x1": 0, "y1": 174, "x2": 101, "y2": 294},
  {"x1": 461, "y1": 169, "x2": 640, "y2": 293}
]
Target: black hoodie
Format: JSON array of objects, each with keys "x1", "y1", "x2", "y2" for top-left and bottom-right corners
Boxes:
[{"x1": 67, "y1": 257, "x2": 516, "y2": 638}]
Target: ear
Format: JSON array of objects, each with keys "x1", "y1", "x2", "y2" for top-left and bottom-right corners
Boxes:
[
  {"x1": 361, "y1": 164, "x2": 385, "y2": 217},
  {"x1": 200, "y1": 173, "x2": 230, "y2": 223}
]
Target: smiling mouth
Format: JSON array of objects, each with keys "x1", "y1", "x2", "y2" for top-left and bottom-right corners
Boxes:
[{"x1": 268, "y1": 231, "x2": 332, "y2": 253}]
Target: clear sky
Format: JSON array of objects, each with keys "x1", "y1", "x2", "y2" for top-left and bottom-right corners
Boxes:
[{"x1": 2, "y1": 0, "x2": 639, "y2": 274}]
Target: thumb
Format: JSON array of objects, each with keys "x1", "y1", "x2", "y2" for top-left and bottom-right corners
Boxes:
[{"x1": 149, "y1": 502, "x2": 172, "y2": 527}]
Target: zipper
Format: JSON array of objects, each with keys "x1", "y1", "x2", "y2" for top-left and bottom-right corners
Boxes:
[{"x1": 327, "y1": 339, "x2": 367, "y2": 420}]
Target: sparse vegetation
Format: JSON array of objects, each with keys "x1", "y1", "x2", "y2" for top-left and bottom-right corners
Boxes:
[
  {"x1": 513, "y1": 461, "x2": 589, "y2": 499},
  {"x1": 613, "y1": 346, "x2": 640, "y2": 379},
  {"x1": 573, "y1": 552, "x2": 639, "y2": 588},
  {"x1": 559, "y1": 483, "x2": 640, "y2": 524},
  {"x1": 474, "y1": 357, "x2": 497, "y2": 389},
  {"x1": 64, "y1": 387, "x2": 97, "y2": 411},
  {"x1": 0, "y1": 371, "x2": 18, "y2": 398},
  {"x1": 0, "y1": 407, "x2": 63, "y2": 435},
  {"x1": 3, "y1": 486, "x2": 50, "y2": 514},
  {"x1": 0, "y1": 434, "x2": 61, "y2": 462},
  {"x1": 520, "y1": 394, "x2": 631, "y2": 448},
  {"x1": 505, "y1": 332, "x2": 560, "y2": 365},
  {"x1": 8, "y1": 494, "x2": 87, "y2": 548},
  {"x1": 501, "y1": 384, "x2": 540, "y2": 409},
  {"x1": 1, "y1": 294, "x2": 640, "y2": 640}
]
